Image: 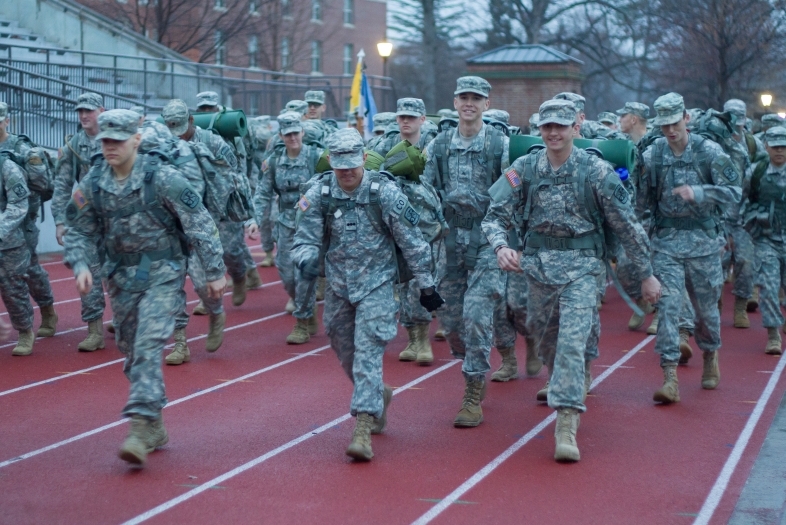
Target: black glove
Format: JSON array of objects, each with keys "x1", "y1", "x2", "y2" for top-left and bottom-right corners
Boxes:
[
  {"x1": 419, "y1": 287, "x2": 445, "y2": 312},
  {"x1": 298, "y1": 258, "x2": 320, "y2": 281}
]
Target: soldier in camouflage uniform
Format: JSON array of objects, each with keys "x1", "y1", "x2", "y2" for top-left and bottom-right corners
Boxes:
[
  {"x1": 638, "y1": 93, "x2": 742, "y2": 404},
  {"x1": 63, "y1": 110, "x2": 226, "y2": 466},
  {"x1": 755, "y1": 114, "x2": 784, "y2": 141},
  {"x1": 304, "y1": 90, "x2": 335, "y2": 138},
  {"x1": 598, "y1": 112, "x2": 618, "y2": 130},
  {"x1": 248, "y1": 116, "x2": 278, "y2": 267},
  {"x1": 374, "y1": 98, "x2": 436, "y2": 157},
  {"x1": 616, "y1": 102, "x2": 650, "y2": 144},
  {"x1": 483, "y1": 99, "x2": 659, "y2": 462},
  {"x1": 248, "y1": 112, "x2": 321, "y2": 344},
  {"x1": 421, "y1": 76, "x2": 511, "y2": 428},
  {"x1": 366, "y1": 112, "x2": 396, "y2": 150},
  {"x1": 0, "y1": 147, "x2": 36, "y2": 355},
  {"x1": 52, "y1": 92, "x2": 108, "y2": 351},
  {"x1": 529, "y1": 113, "x2": 540, "y2": 136},
  {"x1": 292, "y1": 128, "x2": 442, "y2": 461},
  {"x1": 195, "y1": 92, "x2": 263, "y2": 293},
  {"x1": 746, "y1": 126, "x2": 786, "y2": 354},
  {"x1": 0, "y1": 102, "x2": 58, "y2": 339},
  {"x1": 163, "y1": 99, "x2": 253, "y2": 310}
]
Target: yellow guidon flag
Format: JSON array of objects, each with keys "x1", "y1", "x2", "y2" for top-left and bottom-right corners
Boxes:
[{"x1": 349, "y1": 49, "x2": 365, "y2": 115}]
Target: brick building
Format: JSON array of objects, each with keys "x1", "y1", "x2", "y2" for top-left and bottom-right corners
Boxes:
[
  {"x1": 466, "y1": 44, "x2": 584, "y2": 128},
  {"x1": 75, "y1": 0, "x2": 388, "y2": 77}
]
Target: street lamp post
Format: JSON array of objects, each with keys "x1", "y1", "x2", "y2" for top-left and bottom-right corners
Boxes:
[
  {"x1": 762, "y1": 93, "x2": 773, "y2": 108},
  {"x1": 377, "y1": 41, "x2": 392, "y2": 78}
]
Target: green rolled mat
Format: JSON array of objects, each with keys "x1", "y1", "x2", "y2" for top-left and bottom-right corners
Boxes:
[
  {"x1": 314, "y1": 149, "x2": 385, "y2": 173},
  {"x1": 157, "y1": 109, "x2": 247, "y2": 139},
  {"x1": 509, "y1": 135, "x2": 636, "y2": 172},
  {"x1": 384, "y1": 140, "x2": 426, "y2": 182}
]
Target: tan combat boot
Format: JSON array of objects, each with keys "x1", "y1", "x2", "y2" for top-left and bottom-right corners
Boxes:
[
  {"x1": 192, "y1": 300, "x2": 208, "y2": 316},
  {"x1": 491, "y1": 347, "x2": 518, "y2": 382},
  {"x1": 525, "y1": 336, "x2": 542, "y2": 376},
  {"x1": 146, "y1": 416, "x2": 169, "y2": 450},
  {"x1": 371, "y1": 385, "x2": 393, "y2": 434},
  {"x1": 653, "y1": 364, "x2": 680, "y2": 404},
  {"x1": 118, "y1": 416, "x2": 151, "y2": 465},
  {"x1": 346, "y1": 412, "x2": 375, "y2": 461},
  {"x1": 766, "y1": 327, "x2": 783, "y2": 355},
  {"x1": 37, "y1": 305, "x2": 58, "y2": 337},
  {"x1": 232, "y1": 276, "x2": 247, "y2": 306},
  {"x1": 11, "y1": 329, "x2": 34, "y2": 356},
  {"x1": 398, "y1": 326, "x2": 419, "y2": 361},
  {"x1": 434, "y1": 324, "x2": 446, "y2": 341},
  {"x1": 554, "y1": 408, "x2": 581, "y2": 462},
  {"x1": 315, "y1": 277, "x2": 326, "y2": 301},
  {"x1": 165, "y1": 328, "x2": 190, "y2": 365},
  {"x1": 307, "y1": 315, "x2": 318, "y2": 335},
  {"x1": 628, "y1": 298, "x2": 654, "y2": 331},
  {"x1": 246, "y1": 266, "x2": 263, "y2": 290},
  {"x1": 646, "y1": 311, "x2": 659, "y2": 335},
  {"x1": 415, "y1": 324, "x2": 434, "y2": 365},
  {"x1": 259, "y1": 251, "x2": 274, "y2": 267},
  {"x1": 285, "y1": 298, "x2": 296, "y2": 314},
  {"x1": 733, "y1": 296, "x2": 750, "y2": 328},
  {"x1": 702, "y1": 351, "x2": 720, "y2": 389},
  {"x1": 205, "y1": 312, "x2": 225, "y2": 352},
  {"x1": 286, "y1": 318, "x2": 311, "y2": 344},
  {"x1": 678, "y1": 329, "x2": 693, "y2": 365},
  {"x1": 747, "y1": 287, "x2": 759, "y2": 313},
  {"x1": 453, "y1": 378, "x2": 485, "y2": 427},
  {"x1": 78, "y1": 319, "x2": 105, "y2": 352}
]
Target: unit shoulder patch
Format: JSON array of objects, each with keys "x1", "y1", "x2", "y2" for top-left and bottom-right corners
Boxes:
[
  {"x1": 505, "y1": 168, "x2": 522, "y2": 188},
  {"x1": 403, "y1": 205, "x2": 420, "y2": 226},
  {"x1": 179, "y1": 187, "x2": 200, "y2": 209}
]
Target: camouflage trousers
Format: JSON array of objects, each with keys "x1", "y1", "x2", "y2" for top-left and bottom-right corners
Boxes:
[
  {"x1": 494, "y1": 269, "x2": 530, "y2": 350},
  {"x1": 398, "y1": 243, "x2": 439, "y2": 328},
  {"x1": 174, "y1": 250, "x2": 225, "y2": 330},
  {"x1": 323, "y1": 282, "x2": 398, "y2": 418},
  {"x1": 110, "y1": 272, "x2": 183, "y2": 419},
  {"x1": 259, "y1": 198, "x2": 278, "y2": 253},
  {"x1": 81, "y1": 238, "x2": 106, "y2": 323},
  {"x1": 722, "y1": 224, "x2": 755, "y2": 299},
  {"x1": 753, "y1": 240, "x2": 786, "y2": 328},
  {"x1": 526, "y1": 272, "x2": 599, "y2": 413},
  {"x1": 653, "y1": 251, "x2": 723, "y2": 365},
  {"x1": 218, "y1": 220, "x2": 253, "y2": 282},
  {"x1": 22, "y1": 219, "x2": 54, "y2": 308},
  {"x1": 615, "y1": 246, "x2": 643, "y2": 300},
  {"x1": 276, "y1": 223, "x2": 315, "y2": 320},
  {"x1": 0, "y1": 246, "x2": 33, "y2": 331}
]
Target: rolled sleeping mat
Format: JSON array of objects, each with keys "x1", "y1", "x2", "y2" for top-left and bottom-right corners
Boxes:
[
  {"x1": 155, "y1": 109, "x2": 248, "y2": 139},
  {"x1": 314, "y1": 148, "x2": 385, "y2": 173},
  {"x1": 509, "y1": 135, "x2": 636, "y2": 172}
]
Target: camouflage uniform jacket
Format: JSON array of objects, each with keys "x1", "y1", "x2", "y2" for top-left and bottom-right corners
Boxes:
[
  {"x1": 637, "y1": 135, "x2": 742, "y2": 258},
  {"x1": 191, "y1": 127, "x2": 239, "y2": 172},
  {"x1": 0, "y1": 133, "x2": 43, "y2": 221},
  {"x1": 254, "y1": 144, "x2": 320, "y2": 230},
  {"x1": 64, "y1": 156, "x2": 225, "y2": 292},
  {"x1": 745, "y1": 160, "x2": 786, "y2": 246},
  {"x1": 292, "y1": 170, "x2": 435, "y2": 303},
  {"x1": 421, "y1": 123, "x2": 510, "y2": 243},
  {"x1": 483, "y1": 147, "x2": 652, "y2": 285},
  {"x1": 52, "y1": 130, "x2": 100, "y2": 224},
  {"x1": 0, "y1": 156, "x2": 30, "y2": 250}
]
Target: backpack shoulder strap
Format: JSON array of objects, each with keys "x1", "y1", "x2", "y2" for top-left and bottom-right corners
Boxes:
[
  {"x1": 484, "y1": 127, "x2": 505, "y2": 186},
  {"x1": 749, "y1": 161, "x2": 769, "y2": 203},
  {"x1": 433, "y1": 129, "x2": 453, "y2": 193},
  {"x1": 520, "y1": 152, "x2": 540, "y2": 222}
]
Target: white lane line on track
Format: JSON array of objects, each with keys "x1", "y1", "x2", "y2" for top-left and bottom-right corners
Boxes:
[
  {"x1": 121, "y1": 359, "x2": 462, "y2": 525},
  {"x1": 411, "y1": 334, "x2": 656, "y2": 525},
  {"x1": 0, "y1": 286, "x2": 286, "y2": 398},
  {"x1": 0, "y1": 344, "x2": 331, "y2": 469},
  {"x1": 692, "y1": 352, "x2": 786, "y2": 525},
  {"x1": 0, "y1": 280, "x2": 283, "y2": 345}
]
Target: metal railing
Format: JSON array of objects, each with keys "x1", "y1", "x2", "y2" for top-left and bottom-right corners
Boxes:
[{"x1": 0, "y1": 42, "x2": 395, "y2": 119}]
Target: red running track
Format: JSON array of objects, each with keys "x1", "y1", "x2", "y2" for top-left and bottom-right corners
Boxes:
[{"x1": 0, "y1": 247, "x2": 783, "y2": 525}]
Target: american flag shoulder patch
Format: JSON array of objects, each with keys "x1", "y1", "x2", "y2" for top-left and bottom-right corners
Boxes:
[
  {"x1": 73, "y1": 189, "x2": 88, "y2": 209},
  {"x1": 505, "y1": 168, "x2": 522, "y2": 188},
  {"x1": 297, "y1": 195, "x2": 310, "y2": 212}
]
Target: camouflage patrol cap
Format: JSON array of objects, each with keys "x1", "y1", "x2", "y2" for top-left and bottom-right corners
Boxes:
[
  {"x1": 196, "y1": 91, "x2": 219, "y2": 108},
  {"x1": 723, "y1": 99, "x2": 747, "y2": 119},
  {"x1": 764, "y1": 126, "x2": 786, "y2": 147},
  {"x1": 140, "y1": 121, "x2": 172, "y2": 151},
  {"x1": 277, "y1": 111, "x2": 304, "y2": 135},
  {"x1": 615, "y1": 101, "x2": 650, "y2": 119},
  {"x1": 762, "y1": 113, "x2": 784, "y2": 127},
  {"x1": 597, "y1": 112, "x2": 617, "y2": 125},
  {"x1": 161, "y1": 99, "x2": 191, "y2": 137},
  {"x1": 285, "y1": 100, "x2": 308, "y2": 115},
  {"x1": 652, "y1": 92, "x2": 686, "y2": 126},
  {"x1": 484, "y1": 109, "x2": 510, "y2": 125},
  {"x1": 304, "y1": 90, "x2": 325, "y2": 105},
  {"x1": 554, "y1": 92, "x2": 585, "y2": 112},
  {"x1": 327, "y1": 128, "x2": 365, "y2": 169},
  {"x1": 529, "y1": 113, "x2": 539, "y2": 127},
  {"x1": 538, "y1": 99, "x2": 577, "y2": 126},
  {"x1": 373, "y1": 112, "x2": 396, "y2": 128},
  {"x1": 454, "y1": 76, "x2": 491, "y2": 97},
  {"x1": 130, "y1": 105, "x2": 145, "y2": 118},
  {"x1": 75, "y1": 92, "x2": 104, "y2": 111},
  {"x1": 96, "y1": 109, "x2": 140, "y2": 141},
  {"x1": 0, "y1": 102, "x2": 7, "y2": 119},
  {"x1": 396, "y1": 98, "x2": 426, "y2": 117},
  {"x1": 437, "y1": 108, "x2": 453, "y2": 118}
]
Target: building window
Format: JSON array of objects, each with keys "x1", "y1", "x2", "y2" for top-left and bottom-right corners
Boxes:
[
  {"x1": 343, "y1": 0, "x2": 354, "y2": 25},
  {"x1": 281, "y1": 38, "x2": 290, "y2": 70},
  {"x1": 311, "y1": 40, "x2": 322, "y2": 73},
  {"x1": 215, "y1": 30, "x2": 226, "y2": 65},
  {"x1": 249, "y1": 0, "x2": 258, "y2": 14},
  {"x1": 249, "y1": 36, "x2": 258, "y2": 68},
  {"x1": 214, "y1": 0, "x2": 225, "y2": 10},
  {"x1": 343, "y1": 44, "x2": 353, "y2": 75},
  {"x1": 281, "y1": 0, "x2": 291, "y2": 17},
  {"x1": 311, "y1": 0, "x2": 322, "y2": 21}
]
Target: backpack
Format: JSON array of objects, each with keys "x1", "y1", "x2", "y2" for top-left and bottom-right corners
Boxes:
[
  {"x1": 432, "y1": 126, "x2": 506, "y2": 199},
  {"x1": 194, "y1": 142, "x2": 253, "y2": 223},
  {"x1": 305, "y1": 170, "x2": 446, "y2": 283},
  {"x1": 689, "y1": 109, "x2": 749, "y2": 172},
  {"x1": 2, "y1": 134, "x2": 55, "y2": 212}
]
